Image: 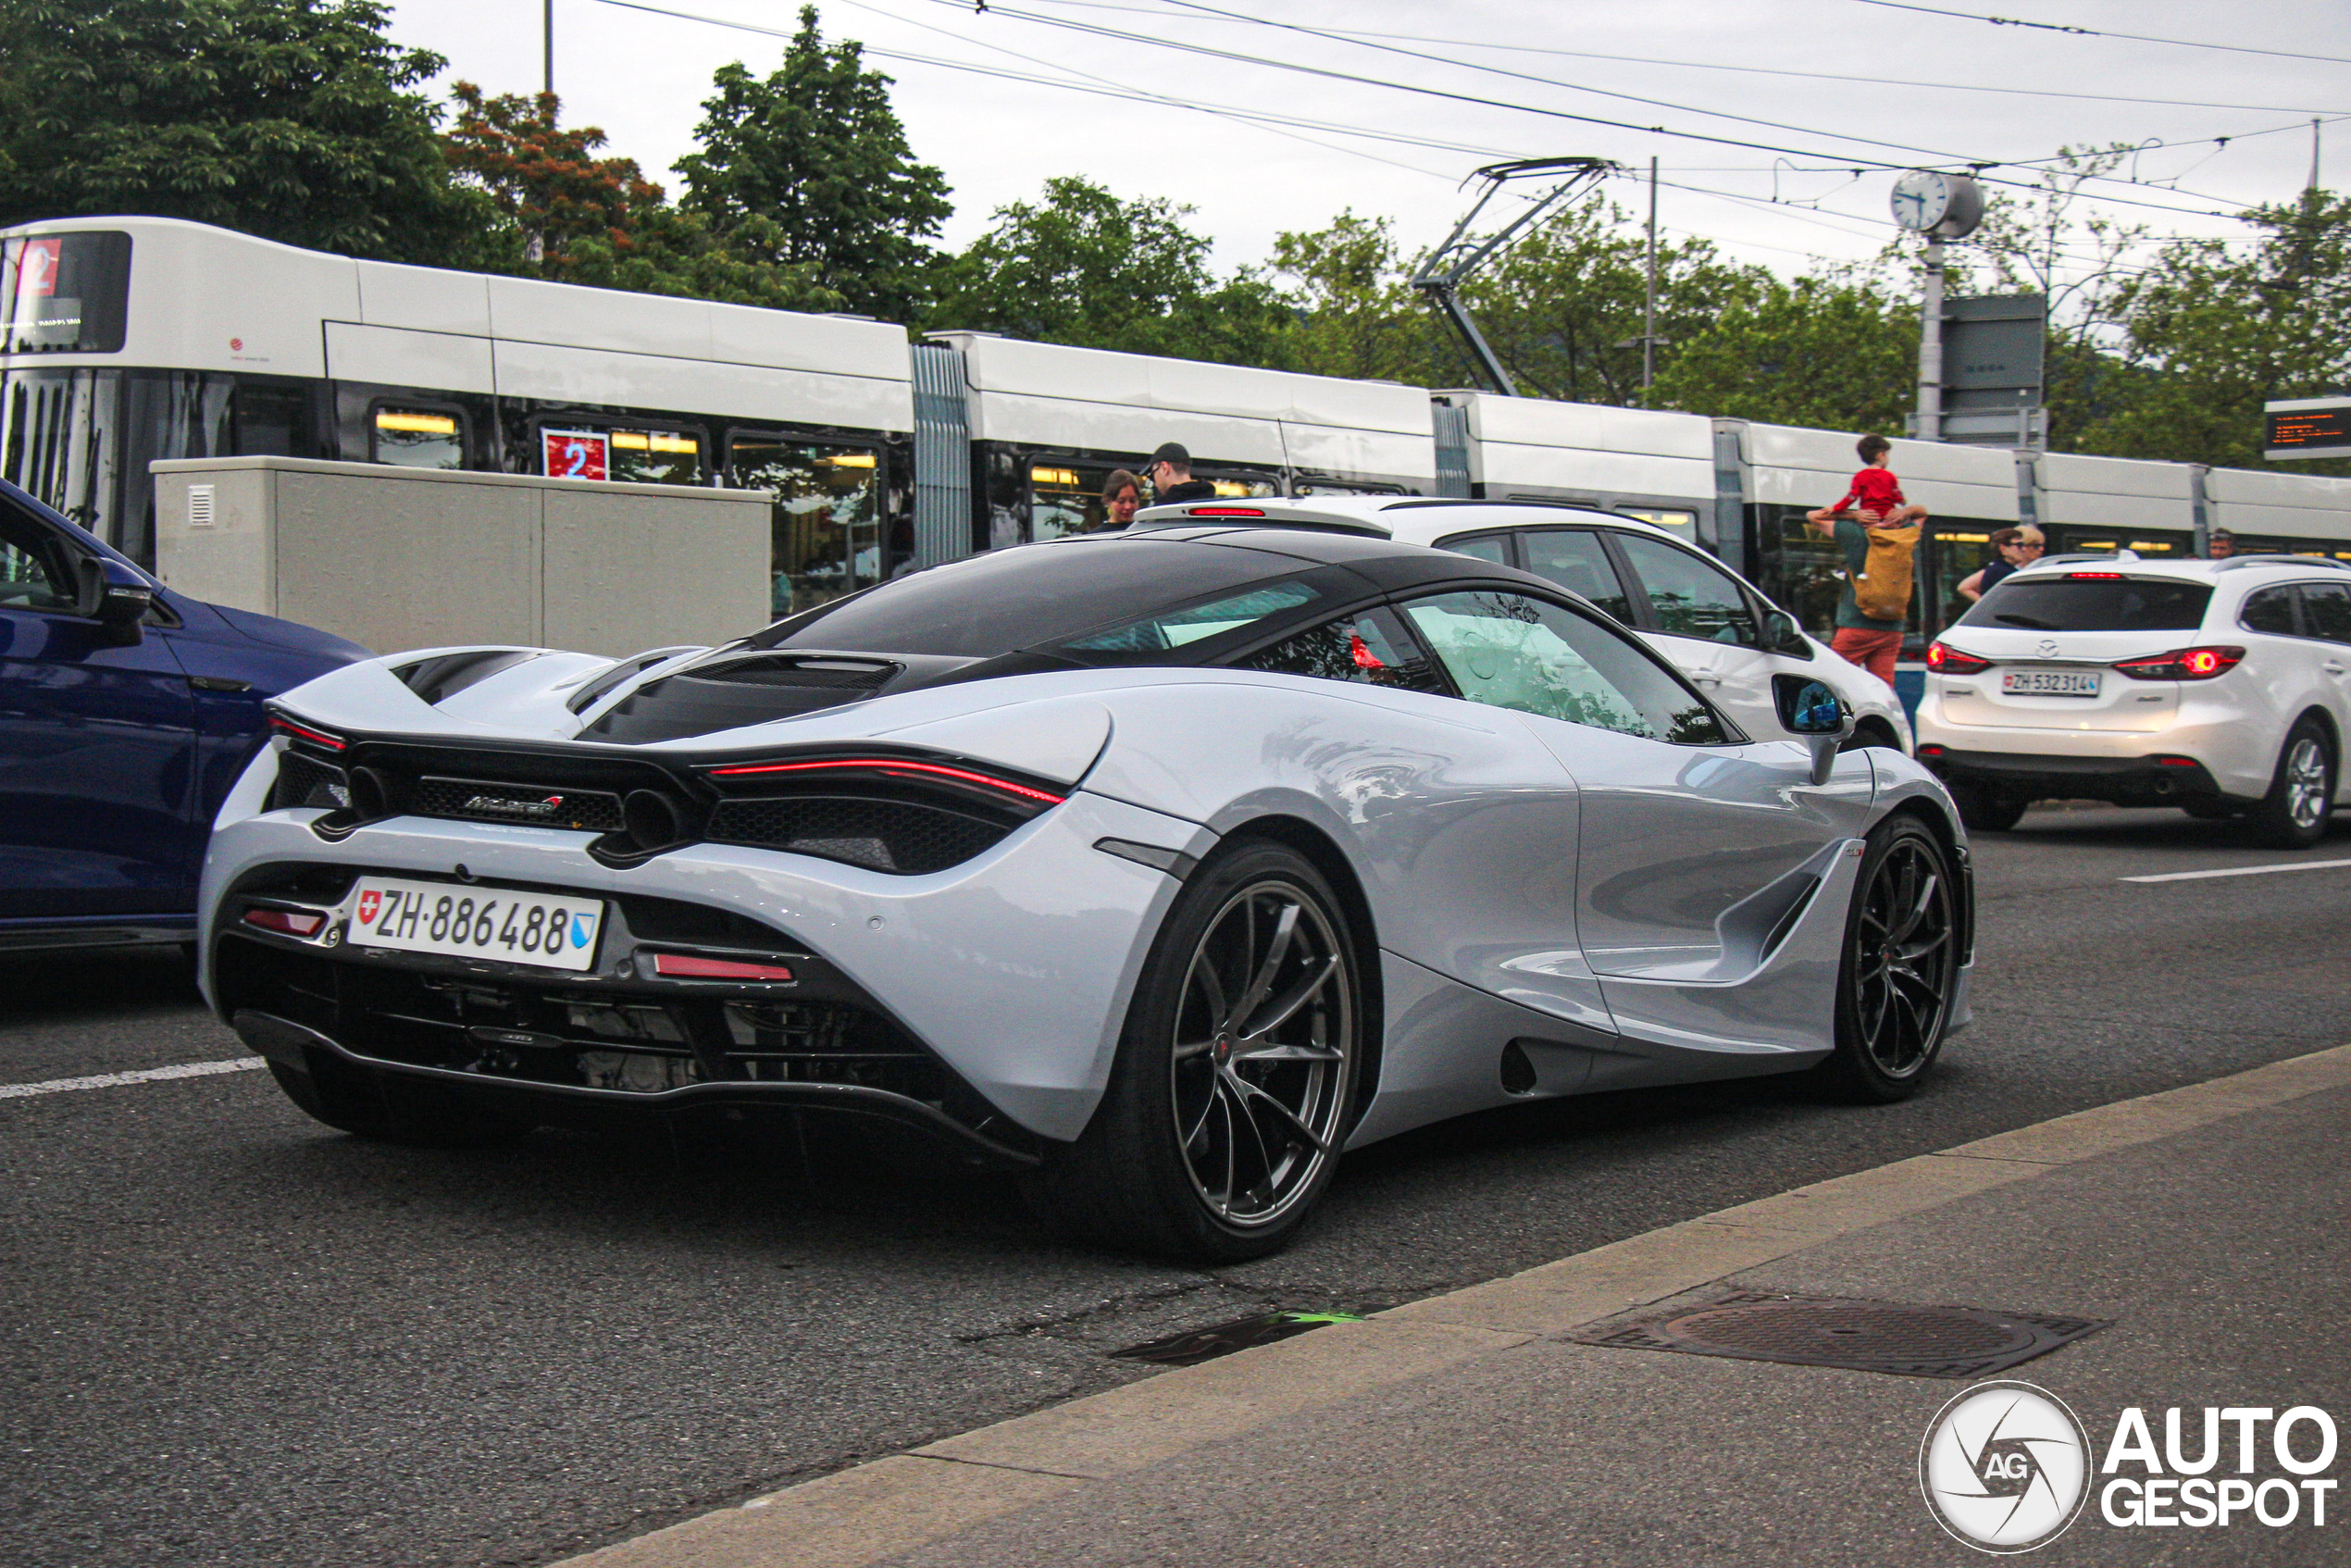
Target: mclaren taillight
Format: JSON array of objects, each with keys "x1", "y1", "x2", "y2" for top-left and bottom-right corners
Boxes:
[
  {"x1": 2113, "y1": 645, "x2": 2245, "y2": 681},
  {"x1": 1925, "y1": 641, "x2": 1992, "y2": 676},
  {"x1": 269, "y1": 716, "x2": 346, "y2": 750},
  {"x1": 703, "y1": 757, "x2": 1065, "y2": 807},
  {"x1": 243, "y1": 906, "x2": 326, "y2": 937},
  {"x1": 651, "y1": 952, "x2": 795, "y2": 982}
]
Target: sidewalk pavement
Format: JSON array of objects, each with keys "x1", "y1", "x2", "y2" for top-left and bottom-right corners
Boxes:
[{"x1": 565, "y1": 1045, "x2": 2351, "y2": 1568}]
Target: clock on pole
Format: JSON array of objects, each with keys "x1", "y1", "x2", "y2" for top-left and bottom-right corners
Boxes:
[{"x1": 1890, "y1": 170, "x2": 1984, "y2": 239}]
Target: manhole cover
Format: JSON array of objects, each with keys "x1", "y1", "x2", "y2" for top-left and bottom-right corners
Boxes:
[
  {"x1": 1567, "y1": 1292, "x2": 2109, "y2": 1379},
  {"x1": 1110, "y1": 1311, "x2": 1362, "y2": 1368}
]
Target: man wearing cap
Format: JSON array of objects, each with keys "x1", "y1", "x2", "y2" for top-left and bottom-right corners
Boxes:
[{"x1": 1146, "y1": 442, "x2": 1218, "y2": 505}]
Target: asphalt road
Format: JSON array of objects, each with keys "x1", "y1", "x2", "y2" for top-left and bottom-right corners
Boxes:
[{"x1": 7, "y1": 806, "x2": 2351, "y2": 1568}]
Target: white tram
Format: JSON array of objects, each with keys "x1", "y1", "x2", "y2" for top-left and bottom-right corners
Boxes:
[{"x1": 9, "y1": 215, "x2": 2351, "y2": 651}]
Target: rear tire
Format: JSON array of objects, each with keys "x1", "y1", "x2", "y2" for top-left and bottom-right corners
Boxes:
[
  {"x1": 1024, "y1": 841, "x2": 1362, "y2": 1263},
  {"x1": 2245, "y1": 720, "x2": 2334, "y2": 849},
  {"x1": 1947, "y1": 780, "x2": 2027, "y2": 833},
  {"x1": 1810, "y1": 816, "x2": 1959, "y2": 1104}
]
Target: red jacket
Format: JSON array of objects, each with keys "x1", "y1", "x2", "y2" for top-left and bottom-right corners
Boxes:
[{"x1": 1829, "y1": 467, "x2": 1906, "y2": 516}]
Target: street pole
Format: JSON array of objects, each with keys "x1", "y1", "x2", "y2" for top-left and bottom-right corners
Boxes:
[
  {"x1": 2312, "y1": 118, "x2": 2323, "y2": 193},
  {"x1": 1915, "y1": 237, "x2": 1945, "y2": 442},
  {"x1": 1643, "y1": 156, "x2": 1659, "y2": 401},
  {"x1": 544, "y1": 0, "x2": 555, "y2": 100}
]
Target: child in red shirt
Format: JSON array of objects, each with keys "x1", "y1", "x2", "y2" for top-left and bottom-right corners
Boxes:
[{"x1": 1816, "y1": 433, "x2": 1929, "y2": 528}]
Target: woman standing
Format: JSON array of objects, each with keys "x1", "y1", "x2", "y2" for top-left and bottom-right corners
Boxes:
[
  {"x1": 1958, "y1": 526, "x2": 2045, "y2": 602},
  {"x1": 1098, "y1": 469, "x2": 1144, "y2": 531}
]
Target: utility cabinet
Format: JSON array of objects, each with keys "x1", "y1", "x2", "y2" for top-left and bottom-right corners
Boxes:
[{"x1": 150, "y1": 456, "x2": 771, "y2": 657}]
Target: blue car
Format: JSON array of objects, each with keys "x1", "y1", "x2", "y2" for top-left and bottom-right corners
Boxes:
[{"x1": 1, "y1": 477, "x2": 367, "y2": 953}]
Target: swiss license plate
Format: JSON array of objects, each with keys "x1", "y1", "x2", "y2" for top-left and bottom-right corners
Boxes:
[
  {"x1": 348, "y1": 877, "x2": 603, "y2": 970},
  {"x1": 2003, "y1": 669, "x2": 2101, "y2": 697}
]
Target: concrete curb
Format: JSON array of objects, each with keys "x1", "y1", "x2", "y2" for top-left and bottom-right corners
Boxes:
[{"x1": 556, "y1": 1041, "x2": 2351, "y2": 1568}]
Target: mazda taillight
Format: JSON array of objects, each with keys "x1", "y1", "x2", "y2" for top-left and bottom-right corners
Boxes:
[
  {"x1": 1926, "y1": 642, "x2": 1992, "y2": 675},
  {"x1": 2113, "y1": 646, "x2": 2245, "y2": 681}
]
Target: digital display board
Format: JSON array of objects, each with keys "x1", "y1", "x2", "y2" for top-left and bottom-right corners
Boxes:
[{"x1": 2265, "y1": 400, "x2": 2351, "y2": 461}]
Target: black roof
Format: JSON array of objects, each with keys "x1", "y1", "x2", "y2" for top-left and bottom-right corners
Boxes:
[{"x1": 750, "y1": 528, "x2": 1549, "y2": 661}]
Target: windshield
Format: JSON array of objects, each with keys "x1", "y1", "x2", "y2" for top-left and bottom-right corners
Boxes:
[
  {"x1": 1958, "y1": 577, "x2": 2211, "y2": 633},
  {"x1": 757, "y1": 537, "x2": 1303, "y2": 657}
]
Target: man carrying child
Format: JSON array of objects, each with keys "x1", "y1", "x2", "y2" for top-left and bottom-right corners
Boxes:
[{"x1": 1806, "y1": 433, "x2": 1926, "y2": 685}]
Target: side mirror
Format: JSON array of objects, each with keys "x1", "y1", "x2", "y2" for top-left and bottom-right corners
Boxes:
[
  {"x1": 1764, "y1": 608, "x2": 1811, "y2": 657},
  {"x1": 75, "y1": 556, "x2": 154, "y2": 646},
  {"x1": 1773, "y1": 673, "x2": 1852, "y2": 785}
]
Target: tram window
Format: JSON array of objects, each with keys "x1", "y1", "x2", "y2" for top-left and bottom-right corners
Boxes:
[
  {"x1": 1030, "y1": 464, "x2": 1098, "y2": 540},
  {"x1": 372, "y1": 406, "x2": 465, "y2": 469},
  {"x1": 1, "y1": 231, "x2": 131, "y2": 355},
  {"x1": 611, "y1": 428, "x2": 703, "y2": 486},
  {"x1": 730, "y1": 437, "x2": 883, "y2": 617},
  {"x1": 1617, "y1": 508, "x2": 1698, "y2": 539},
  {"x1": 230, "y1": 385, "x2": 309, "y2": 457}
]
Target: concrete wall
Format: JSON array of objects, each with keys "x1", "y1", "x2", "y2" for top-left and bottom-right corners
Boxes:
[{"x1": 151, "y1": 457, "x2": 771, "y2": 657}]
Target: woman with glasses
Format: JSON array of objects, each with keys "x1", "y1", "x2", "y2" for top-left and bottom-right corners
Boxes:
[{"x1": 1957, "y1": 526, "x2": 2046, "y2": 603}]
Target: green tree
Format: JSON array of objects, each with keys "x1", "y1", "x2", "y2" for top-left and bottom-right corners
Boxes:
[
  {"x1": 1650, "y1": 268, "x2": 1919, "y2": 433},
  {"x1": 0, "y1": 0, "x2": 499, "y2": 266},
  {"x1": 674, "y1": 6, "x2": 951, "y2": 320},
  {"x1": 1265, "y1": 212, "x2": 1436, "y2": 382},
  {"x1": 928, "y1": 175, "x2": 1289, "y2": 364},
  {"x1": 1455, "y1": 199, "x2": 1758, "y2": 405},
  {"x1": 439, "y1": 84, "x2": 837, "y2": 310},
  {"x1": 2083, "y1": 192, "x2": 2351, "y2": 474}
]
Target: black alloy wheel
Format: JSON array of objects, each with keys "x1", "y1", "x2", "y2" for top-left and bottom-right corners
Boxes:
[
  {"x1": 1026, "y1": 840, "x2": 1362, "y2": 1263},
  {"x1": 2245, "y1": 718, "x2": 2335, "y2": 849},
  {"x1": 1814, "y1": 815, "x2": 1959, "y2": 1103}
]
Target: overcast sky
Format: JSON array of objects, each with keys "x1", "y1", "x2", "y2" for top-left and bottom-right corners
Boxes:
[{"x1": 385, "y1": 0, "x2": 2349, "y2": 288}]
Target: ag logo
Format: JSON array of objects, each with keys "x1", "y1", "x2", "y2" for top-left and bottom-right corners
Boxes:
[{"x1": 1921, "y1": 1380, "x2": 2090, "y2": 1552}]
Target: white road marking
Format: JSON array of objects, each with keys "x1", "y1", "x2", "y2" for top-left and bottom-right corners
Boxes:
[
  {"x1": 2122, "y1": 856, "x2": 2351, "y2": 884},
  {"x1": 0, "y1": 1057, "x2": 266, "y2": 1101}
]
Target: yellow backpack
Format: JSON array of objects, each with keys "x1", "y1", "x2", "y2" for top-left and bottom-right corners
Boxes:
[{"x1": 1853, "y1": 523, "x2": 1921, "y2": 622}]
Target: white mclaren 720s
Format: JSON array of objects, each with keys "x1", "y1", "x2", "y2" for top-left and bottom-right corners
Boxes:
[{"x1": 202, "y1": 514, "x2": 1973, "y2": 1261}]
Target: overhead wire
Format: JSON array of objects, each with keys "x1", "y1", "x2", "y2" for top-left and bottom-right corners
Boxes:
[
  {"x1": 1847, "y1": 1, "x2": 2351, "y2": 68},
  {"x1": 1015, "y1": 0, "x2": 2351, "y2": 116},
  {"x1": 1104, "y1": 0, "x2": 2321, "y2": 210},
  {"x1": 582, "y1": 0, "x2": 1518, "y2": 180},
  {"x1": 934, "y1": 0, "x2": 2307, "y2": 219}
]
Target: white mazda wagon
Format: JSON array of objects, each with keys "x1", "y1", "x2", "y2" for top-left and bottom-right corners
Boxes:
[
  {"x1": 1915, "y1": 553, "x2": 2351, "y2": 845},
  {"x1": 1136, "y1": 497, "x2": 1913, "y2": 755}
]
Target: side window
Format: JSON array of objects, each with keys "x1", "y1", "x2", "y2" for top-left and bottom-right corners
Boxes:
[
  {"x1": 1613, "y1": 533, "x2": 1760, "y2": 646},
  {"x1": 1059, "y1": 580, "x2": 1324, "y2": 659},
  {"x1": 1400, "y1": 590, "x2": 1731, "y2": 744},
  {"x1": 0, "y1": 506, "x2": 79, "y2": 613},
  {"x1": 372, "y1": 404, "x2": 466, "y2": 470},
  {"x1": 1241, "y1": 605, "x2": 1448, "y2": 694},
  {"x1": 1437, "y1": 532, "x2": 1512, "y2": 568},
  {"x1": 2299, "y1": 582, "x2": 2351, "y2": 644},
  {"x1": 2240, "y1": 585, "x2": 2300, "y2": 636},
  {"x1": 1519, "y1": 529, "x2": 1634, "y2": 623}
]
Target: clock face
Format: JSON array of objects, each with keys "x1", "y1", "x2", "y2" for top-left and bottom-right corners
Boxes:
[{"x1": 1891, "y1": 170, "x2": 1951, "y2": 231}]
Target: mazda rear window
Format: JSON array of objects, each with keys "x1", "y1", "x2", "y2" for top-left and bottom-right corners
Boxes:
[
  {"x1": 757, "y1": 537, "x2": 1305, "y2": 657},
  {"x1": 1958, "y1": 578, "x2": 2211, "y2": 633}
]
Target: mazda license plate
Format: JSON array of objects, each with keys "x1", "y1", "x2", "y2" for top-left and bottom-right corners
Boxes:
[
  {"x1": 348, "y1": 877, "x2": 603, "y2": 970},
  {"x1": 2002, "y1": 670, "x2": 2101, "y2": 697}
]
